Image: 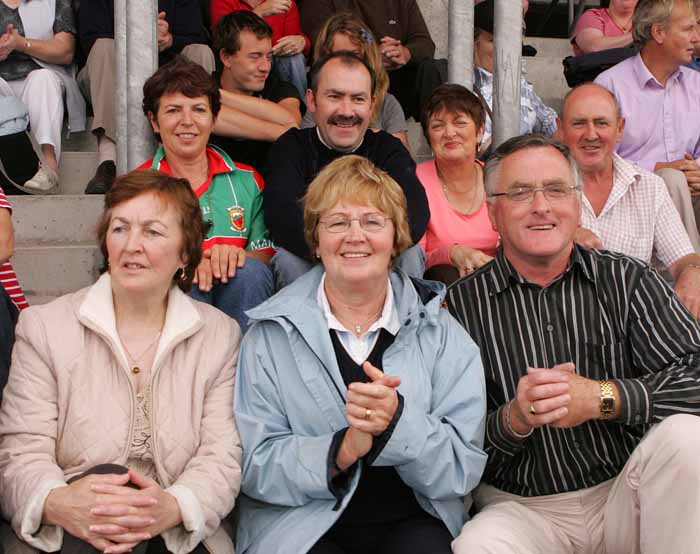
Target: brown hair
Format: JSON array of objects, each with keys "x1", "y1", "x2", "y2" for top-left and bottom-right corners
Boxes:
[
  {"x1": 420, "y1": 83, "x2": 486, "y2": 144},
  {"x1": 303, "y1": 156, "x2": 412, "y2": 264},
  {"x1": 212, "y1": 10, "x2": 273, "y2": 56},
  {"x1": 313, "y1": 13, "x2": 388, "y2": 125},
  {"x1": 142, "y1": 56, "x2": 221, "y2": 121},
  {"x1": 96, "y1": 169, "x2": 206, "y2": 292}
]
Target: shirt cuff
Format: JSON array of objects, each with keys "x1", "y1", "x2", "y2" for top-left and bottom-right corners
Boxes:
[
  {"x1": 326, "y1": 428, "x2": 358, "y2": 509},
  {"x1": 365, "y1": 392, "x2": 404, "y2": 466},
  {"x1": 611, "y1": 378, "x2": 652, "y2": 425},
  {"x1": 486, "y1": 405, "x2": 529, "y2": 456},
  {"x1": 162, "y1": 483, "x2": 206, "y2": 553}
]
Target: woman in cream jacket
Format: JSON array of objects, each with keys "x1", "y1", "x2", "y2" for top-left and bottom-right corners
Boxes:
[{"x1": 0, "y1": 170, "x2": 242, "y2": 554}]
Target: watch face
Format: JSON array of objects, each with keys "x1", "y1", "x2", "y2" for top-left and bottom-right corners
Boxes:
[{"x1": 601, "y1": 397, "x2": 615, "y2": 412}]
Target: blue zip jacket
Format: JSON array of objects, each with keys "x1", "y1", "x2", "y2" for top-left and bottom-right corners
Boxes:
[{"x1": 234, "y1": 266, "x2": 487, "y2": 554}]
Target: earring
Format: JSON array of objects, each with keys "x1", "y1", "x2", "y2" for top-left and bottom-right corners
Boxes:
[{"x1": 177, "y1": 267, "x2": 187, "y2": 281}]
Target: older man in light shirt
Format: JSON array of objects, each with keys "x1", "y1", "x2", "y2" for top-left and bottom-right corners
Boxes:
[
  {"x1": 560, "y1": 83, "x2": 700, "y2": 317},
  {"x1": 595, "y1": 0, "x2": 700, "y2": 242}
]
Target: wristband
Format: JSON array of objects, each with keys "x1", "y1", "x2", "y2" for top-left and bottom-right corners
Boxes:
[{"x1": 505, "y1": 401, "x2": 534, "y2": 439}]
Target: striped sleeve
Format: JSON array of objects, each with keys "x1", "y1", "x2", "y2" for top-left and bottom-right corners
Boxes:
[
  {"x1": 0, "y1": 188, "x2": 28, "y2": 310},
  {"x1": 624, "y1": 266, "x2": 700, "y2": 423}
]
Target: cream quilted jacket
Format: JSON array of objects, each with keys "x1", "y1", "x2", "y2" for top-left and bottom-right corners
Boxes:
[{"x1": 0, "y1": 274, "x2": 242, "y2": 554}]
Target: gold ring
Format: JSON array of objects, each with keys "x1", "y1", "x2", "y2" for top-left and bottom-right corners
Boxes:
[
  {"x1": 364, "y1": 408, "x2": 372, "y2": 420},
  {"x1": 529, "y1": 404, "x2": 537, "y2": 415}
]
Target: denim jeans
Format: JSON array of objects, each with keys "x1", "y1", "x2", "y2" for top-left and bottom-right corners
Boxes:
[
  {"x1": 270, "y1": 245, "x2": 426, "y2": 292},
  {"x1": 272, "y1": 53, "x2": 308, "y2": 103},
  {"x1": 190, "y1": 258, "x2": 273, "y2": 333}
]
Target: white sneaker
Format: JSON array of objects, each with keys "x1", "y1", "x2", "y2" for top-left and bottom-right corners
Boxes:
[{"x1": 19, "y1": 165, "x2": 60, "y2": 194}]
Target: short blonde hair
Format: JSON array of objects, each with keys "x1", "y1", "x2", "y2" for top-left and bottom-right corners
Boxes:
[
  {"x1": 303, "y1": 156, "x2": 412, "y2": 263},
  {"x1": 633, "y1": 0, "x2": 692, "y2": 46}
]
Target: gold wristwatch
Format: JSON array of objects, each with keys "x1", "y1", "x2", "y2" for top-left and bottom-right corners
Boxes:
[{"x1": 599, "y1": 380, "x2": 615, "y2": 420}]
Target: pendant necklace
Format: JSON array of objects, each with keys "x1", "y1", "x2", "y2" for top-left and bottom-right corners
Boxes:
[
  {"x1": 121, "y1": 331, "x2": 162, "y2": 374},
  {"x1": 350, "y1": 308, "x2": 383, "y2": 336}
]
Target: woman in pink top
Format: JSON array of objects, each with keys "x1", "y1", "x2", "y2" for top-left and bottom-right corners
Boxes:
[
  {"x1": 418, "y1": 84, "x2": 499, "y2": 285},
  {"x1": 571, "y1": 0, "x2": 638, "y2": 55}
]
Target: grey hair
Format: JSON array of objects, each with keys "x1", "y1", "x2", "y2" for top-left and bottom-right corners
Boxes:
[
  {"x1": 633, "y1": 0, "x2": 691, "y2": 47},
  {"x1": 483, "y1": 134, "x2": 583, "y2": 201}
]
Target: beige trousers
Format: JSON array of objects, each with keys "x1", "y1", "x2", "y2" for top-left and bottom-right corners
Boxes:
[
  {"x1": 78, "y1": 39, "x2": 216, "y2": 142},
  {"x1": 452, "y1": 414, "x2": 700, "y2": 554},
  {"x1": 656, "y1": 167, "x2": 700, "y2": 253}
]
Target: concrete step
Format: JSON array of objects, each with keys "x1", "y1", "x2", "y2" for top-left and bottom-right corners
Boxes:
[
  {"x1": 58, "y1": 152, "x2": 100, "y2": 195},
  {"x1": 525, "y1": 37, "x2": 573, "y2": 59},
  {"x1": 524, "y1": 55, "x2": 570, "y2": 114},
  {"x1": 63, "y1": 120, "x2": 97, "y2": 153},
  {"x1": 11, "y1": 195, "x2": 104, "y2": 244},
  {"x1": 13, "y1": 243, "x2": 101, "y2": 299}
]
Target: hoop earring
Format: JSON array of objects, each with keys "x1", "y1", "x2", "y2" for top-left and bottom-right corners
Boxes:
[{"x1": 177, "y1": 267, "x2": 187, "y2": 281}]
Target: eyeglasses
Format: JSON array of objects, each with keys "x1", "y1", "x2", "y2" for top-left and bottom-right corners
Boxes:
[
  {"x1": 318, "y1": 213, "x2": 391, "y2": 233},
  {"x1": 489, "y1": 184, "x2": 580, "y2": 203}
]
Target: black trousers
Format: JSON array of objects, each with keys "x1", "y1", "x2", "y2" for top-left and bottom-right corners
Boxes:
[
  {"x1": 61, "y1": 464, "x2": 208, "y2": 554},
  {"x1": 307, "y1": 512, "x2": 453, "y2": 554},
  {"x1": 0, "y1": 286, "x2": 18, "y2": 404},
  {"x1": 388, "y1": 58, "x2": 447, "y2": 121}
]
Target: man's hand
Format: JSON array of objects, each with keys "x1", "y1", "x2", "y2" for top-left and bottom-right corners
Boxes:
[
  {"x1": 254, "y1": 0, "x2": 291, "y2": 17},
  {"x1": 156, "y1": 12, "x2": 173, "y2": 52},
  {"x1": 546, "y1": 367, "x2": 604, "y2": 428},
  {"x1": 379, "y1": 36, "x2": 411, "y2": 69},
  {"x1": 0, "y1": 24, "x2": 21, "y2": 61},
  {"x1": 574, "y1": 227, "x2": 604, "y2": 250},
  {"x1": 675, "y1": 265, "x2": 700, "y2": 318},
  {"x1": 510, "y1": 364, "x2": 572, "y2": 435},
  {"x1": 193, "y1": 244, "x2": 247, "y2": 291},
  {"x1": 346, "y1": 362, "x2": 401, "y2": 437},
  {"x1": 271, "y1": 35, "x2": 306, "y2": 57},
  {"x1": 657, "y1": 155, "x2": 700, "y2": 193}
]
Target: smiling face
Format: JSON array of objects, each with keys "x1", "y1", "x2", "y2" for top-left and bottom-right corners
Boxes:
[
  {"x1": 428, "y1": 108, "x2": 483, "y2": 164},
  {"x1": 561, "y1": 85, "x2": 624, "y2": 175},
  {"x1": 307, "y1": 58, "x2": 374, "y2": 152},
  {"x1": 220, "y1": 29, "x2": 273, "y2": 94},
  {"x1": 316, "y1": 201, "x2": 394, "y2": 292},
  {"x1": 107, "y1": 192, "x2": 187, "y2": 298},
  {"x1": 149, "y1": 92, "x2": 214, "y2": 162},
  {"x1": 488, "y1": 146, "x2": 581, "y2": 272}
]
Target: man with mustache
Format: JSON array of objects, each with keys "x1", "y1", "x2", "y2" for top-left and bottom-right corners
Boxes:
[
  {"x1": 262, "y1": 51, "x2": 429, "y2": 288},
  {"x1": 595, "y1": 0, "x2": 700, "y2": 241},
  {"x1": 447, "y1": 133, "x2": 700, "y2": 554},
  {"x1": 561, "y1": 83, "x2": 700, "y2": 317}
]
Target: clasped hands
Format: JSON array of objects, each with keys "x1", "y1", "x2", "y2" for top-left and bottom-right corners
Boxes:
[
  {"x1": 0, "y1": 24, "x2": 22, "y2": 62},
  {"x1": 193, "y1": 244, "x2": 247, "y2": 291},
  {"x1": 379, "y1": 36, "x2": 411, "y2": 69},
  {"x1": 337, "y1": 362, "x2": 401, "y2": 471},
  {"x1": 509, "y1": 363, "x2": 602, "y2": 436},
  {"x1": 43, "y1": 469, "x2": 182, "y2": 554}
]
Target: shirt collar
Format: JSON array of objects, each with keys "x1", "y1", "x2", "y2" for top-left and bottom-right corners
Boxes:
[
  {"x1": 315, "y1": 126, "x2": 364, "y2": 154},
  {"x1": 490, "y1": 245, "x2": 595, "y2": 294},
  {"x1": 634, "y1": 52, "x2": 683, "y2": 88},
  {"x1": 316, "y1": 273, "x2": 400, "y2": 336},
  {"x1": 158, "y1": 146, "x2": 235, "y2": 197}
]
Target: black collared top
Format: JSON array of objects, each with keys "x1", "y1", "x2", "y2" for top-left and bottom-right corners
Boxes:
[{"x1": 446, "y1": 245, "x2": 700, "y2": 497}]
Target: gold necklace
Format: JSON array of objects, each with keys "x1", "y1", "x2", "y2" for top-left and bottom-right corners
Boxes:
[
  {"x1": 439, "y1": 164, "x2": 481, "y2": 214},
  {"x1": 349, "y1": 307, "x2": 384, "y2": 336},
  {"x1": 121, "y1": 331, "x2": 162, "y2": 374}
]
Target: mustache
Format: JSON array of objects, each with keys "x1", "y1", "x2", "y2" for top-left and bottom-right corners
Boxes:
[{"x1": 327, "y1": 114, "x2": 363, "y2": 126}]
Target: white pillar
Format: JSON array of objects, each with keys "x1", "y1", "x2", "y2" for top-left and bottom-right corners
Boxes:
[
  {"x1": 115, "y1": 0, "x2": 158, "y2": 174},
  {"x1": 492, "y1": 0, "x2": 522, "y2": 149},
  {"x1": 448, "y1": 0, "x2": 474, "y2": 89}
]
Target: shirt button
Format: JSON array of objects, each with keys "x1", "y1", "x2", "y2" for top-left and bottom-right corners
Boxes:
[
  {"x1": 546, "y1": 323, "x2": 554, "y2": 332},
  {"x1": 419, "y1": 312, "x2": 425, "y2": 319},
  {"x1": 404, "y1": 319, "x2": 411, "y2": 326},
  {"x1": 574, "y1": 441, "x2": 582, "y2": 449}
]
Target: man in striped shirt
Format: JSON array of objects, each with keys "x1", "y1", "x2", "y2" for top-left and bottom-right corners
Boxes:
[{"x1": 447, "y1": 134, "x2": 700, "y2": 553}]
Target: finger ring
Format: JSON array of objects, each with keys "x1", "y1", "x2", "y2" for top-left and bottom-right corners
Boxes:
[
  {"x1": 529, "y1": 404, "x2": 537, "y2": 415},
  {"x1": 364, "y1": 408, "x2": 372, "y2": 420}
]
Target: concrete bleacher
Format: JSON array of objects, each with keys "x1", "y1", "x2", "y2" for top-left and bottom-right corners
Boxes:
[{"x1": 10, "y1": 3, "x2": 573, "y2": 306}]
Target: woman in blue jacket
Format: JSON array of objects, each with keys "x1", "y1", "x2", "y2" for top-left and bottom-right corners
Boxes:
[{"x1": 234, "y1": 155, "x2": 487, "y2": 554}]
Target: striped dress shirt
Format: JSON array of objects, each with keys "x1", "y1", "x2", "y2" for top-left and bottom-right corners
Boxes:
[{"x1": 446, "y1": 245, "x2": 700, "y2": 497}]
